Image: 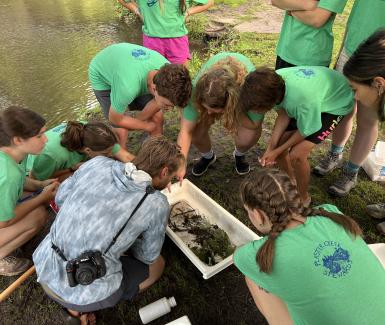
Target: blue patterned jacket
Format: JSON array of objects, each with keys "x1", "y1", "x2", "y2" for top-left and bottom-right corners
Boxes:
[{"x1": 33, "y1": 156, "x2": 169, "y2": 305}]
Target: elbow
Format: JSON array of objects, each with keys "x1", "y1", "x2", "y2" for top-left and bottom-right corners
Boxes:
[
  {"x1": 207, "y1": 0, "x2": 214, "y2": 8},
  {"x1": 309, "y1": 17, "x2": 328, "y2": 28}
]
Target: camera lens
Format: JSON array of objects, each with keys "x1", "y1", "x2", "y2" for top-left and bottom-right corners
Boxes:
[{"x1": 76, "y1": 265, "x2": 97, "y2": 285}]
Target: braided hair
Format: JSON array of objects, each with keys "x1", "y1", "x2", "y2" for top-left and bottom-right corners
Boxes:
[{"x1": 240, "y1": 169, "x2": 362, "y2": 274}]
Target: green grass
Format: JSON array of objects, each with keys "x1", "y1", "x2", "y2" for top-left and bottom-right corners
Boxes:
[{"x1": 2, "y1": 1, "x2": 385, "y2": 324}]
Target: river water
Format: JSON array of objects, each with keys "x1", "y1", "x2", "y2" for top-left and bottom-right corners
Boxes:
[{"x1": 0, "y1": 0, "x2": 201, "y2": 126}]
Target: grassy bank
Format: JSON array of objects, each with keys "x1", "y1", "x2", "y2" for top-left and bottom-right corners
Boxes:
[{"x1": 1, "y1": 1, "x2": 385, "y2": 324}]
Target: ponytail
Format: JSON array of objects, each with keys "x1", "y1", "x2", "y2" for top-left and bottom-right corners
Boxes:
[
  {"x1": 61, "y1": 121, "x2": 118, "y2": 152},
  {"x1": 179, "y1": 0, "x2": 186, "y2": 14}
]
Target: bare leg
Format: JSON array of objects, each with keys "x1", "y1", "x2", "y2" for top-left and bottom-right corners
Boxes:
[
  {"x1": 331, "y1": 104, "x2": 357, "y2": 147},
  {"x1": 149, "y1": 110, "x2": 164, "y2": 136},
  {"x1": 245, "y1": 277, "x2": 293, "y2": 325},
  {"x1": 113, "y1": 127, "x2": 129, "y2": 148},
  {"x1": 348, "y1": 102, "x2": 378, "y2": 166},
  {"x1": 234, "y1": 118, "x2": 262, "y2": 153},
  {"x1": 191, "y1": 118, "x2": 215, "y2": 153},
  {"x1": 289, "y1": 141, "x2": 315, "y2": 203},
  {"x1": 139, "y1": 255, "x2": 165, "y2": 292},
  {"x1": 275, "y1": 131, "x2": 295, "y2": 182},
  {"x1": 0, "y1": 206, "x2": 48, "y2": 258}
]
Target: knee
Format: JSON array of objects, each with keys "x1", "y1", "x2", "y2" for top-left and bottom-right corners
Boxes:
[
  {"x1": 289, "y1": 152, "x2": 307, "y2": 165},
  {"x1": 30, "y1": 207, "x2": 49, "y2": 232},
  {"x1": 152, "y1": 112, "x2": 164, "y2": 125}
]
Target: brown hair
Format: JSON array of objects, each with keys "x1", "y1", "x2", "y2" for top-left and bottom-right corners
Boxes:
[
  {"x1": 194, "y1": 57, "x2": 248, "y2": 132},
  {"x1": 132, "y1": 136, "x2": 185, "y2": 177},
  {"x1": 60, "y1": 121, "x2": 118, "y2": 152},
  {"x1": 153, "y1": 64, "x2": 192, "y2": 108},
  {"x1": 239, "y1": 67, "x2": 285, "y2": 114},
  {"x1": 240, "y1": 168, "x2": 362, "y2": 274},
  {"x1": 343, "y1": 29, "x2": 385, "y2": 121},
  {"x1": 0, "y1": 106, "x2": 46, "y2": 146}
]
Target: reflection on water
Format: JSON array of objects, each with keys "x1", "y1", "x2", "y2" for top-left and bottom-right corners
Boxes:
[{"x1": 0, "y1": 0, "x2": 143, "y2": 126}]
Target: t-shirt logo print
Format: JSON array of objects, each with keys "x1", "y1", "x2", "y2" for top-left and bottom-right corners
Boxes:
[
  {"x1": 147, "y1": 0, "x2": 158, "y2": 7},
  {"x1": 314, "y1": 241, "x2": 352, "y2": 278},
  {"x1": 295, "y1": 68, "x2": 315, "y2": 79},
  {"x1": 131, "y1": 49, "x2": 150, "y2": 61}
]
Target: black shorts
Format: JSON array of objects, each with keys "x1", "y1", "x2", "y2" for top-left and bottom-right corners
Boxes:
[
  {"x1": 275, "y1": 56, "x2": 296, "y2": 70},
  {"x1": 42, "y1": 255, "x2": 149, "y2": 313},
  {"x1": 93, "y1": 89, "x2": 154, "y2": 120},
  {"x1": 285, "y1": 113, "x2": 345, "y2": 144},
  {"x1": 275, "y1": 56, "x2": 330, "y2": 70}
]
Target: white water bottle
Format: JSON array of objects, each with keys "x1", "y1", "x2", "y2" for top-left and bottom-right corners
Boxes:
[{"x1": 139, "y1": 296, "x2": 177, "y2": 324}]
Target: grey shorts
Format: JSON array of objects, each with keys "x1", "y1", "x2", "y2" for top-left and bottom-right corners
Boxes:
[
  {"x1": 42, "y1": 254, "x2": 149, "y2": 313},
  {"x1": 93, "y1": 89, "x2": 154, "y2": 120}
]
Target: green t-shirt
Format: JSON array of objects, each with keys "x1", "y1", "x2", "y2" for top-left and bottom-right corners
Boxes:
[
  {"x1": 27, "y1": 123, "x2": 121, "y2": 181},
  {"x1": 0, "y1": 151, "x2": 26, "y2": 222},
  {"x1": 344, "y1": 0, "x2": 385, "y2": 55},
  {"x1": 183, "y1": 52, "x2": 264, "y2": 123},
  {"x1": 89, "y1": 43, "x2": 169, "y2": 114},
  {"x1": 137, "y1": 0, "x2": 208, "y2": 38},
  {"x1": 276, "y1": 0, "x2": 348, "y2": 66},
  {"x1": 277, "y1": 66, "x2": 354, "y2": 137},
  {"x1": 234, "y1": 204, "x2": 385, "y2": 325}
]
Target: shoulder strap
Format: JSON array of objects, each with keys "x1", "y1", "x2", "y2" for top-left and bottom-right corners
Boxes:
[{"x1": 103, "y1": 185, "x2": 155, "y2": 255}]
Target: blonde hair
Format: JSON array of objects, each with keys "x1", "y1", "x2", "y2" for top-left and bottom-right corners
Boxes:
[{"x1": 194, "y1": 57, "x2": 248, "y2": 132}]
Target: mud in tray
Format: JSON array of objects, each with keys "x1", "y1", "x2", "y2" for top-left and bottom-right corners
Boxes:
[{"x1": 162, "y1": 180, "x2": 259, "y2": 279}]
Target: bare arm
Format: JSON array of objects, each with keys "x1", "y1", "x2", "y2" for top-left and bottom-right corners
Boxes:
[
  {"x1": 117, "y1": 0, "x2": 143, "y2": 20},
  {"x1": 291, "y1": 7, "x2": 332, "y2": 28},
  {"x1": 0, "y1": 183, "x2": 59, "y2": 229},
  {"x1": 113, "y1": 147, "x2": 135, "y2": 162},
  {"x1": 267, "y1": 109, "x2": 291, "y2": 150},
  {"x1": 271, "y1": 0, "x2": 317, "y2": 11},
  {"x1": 135, "y1": 99, "x2": 161, "y2": 121},
  {"x1": 177, "y1": 118, "x2": 197, "y2": 159},
  {"x1": 109, "y1": 107, "x2": 156, "y2": 133},
  {"x1": 186, "y1": 0, "x2": 214, "y2": 16}
]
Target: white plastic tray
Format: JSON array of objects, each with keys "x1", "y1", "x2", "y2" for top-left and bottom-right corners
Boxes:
[{"x1": 162, "y1": 180, "x2": 260, "y2": 279}]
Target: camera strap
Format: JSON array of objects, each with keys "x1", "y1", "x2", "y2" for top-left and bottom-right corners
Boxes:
[
  {"x1": 104, "y1": 185, "x2": 155, "y2": 254},
  {"x1": 51, "y1": 185, "x2": 155, "y2": 261}
]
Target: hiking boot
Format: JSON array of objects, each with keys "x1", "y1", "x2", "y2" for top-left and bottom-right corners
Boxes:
[
  {"x1": 313, "y1": 152, "x2": 343, "y2": 176},
  {"x1": 192, "y1": 154, "x2": 216, "y2": 176},
  {"x1": 0, "y1": 256, "x2": 32, "y2": 276},
  {"x1": 233, "y1": 154, "x2": 250, "y2": 175},
  {"x1": 328, "y1": 169, "x2": 358, "y2": 197},
  {"x1": 366, "y1": 203, "x2": 385, "y2": 219}
]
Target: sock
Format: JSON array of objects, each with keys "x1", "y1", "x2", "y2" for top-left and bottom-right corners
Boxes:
[
  {"x1": 331, "y1": 144, "x2": 344, "y2": 154},
  {"x1": 233, "y1": 148, "x2": 246, "y2": 157},
  {"x1": 346, "y1": 160, "x2": 360, "y2": 174},
  {"x1": 201, "y1": 149, "x2": 214, "y2": 160}
]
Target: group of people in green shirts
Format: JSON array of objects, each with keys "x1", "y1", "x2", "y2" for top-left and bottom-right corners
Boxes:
[{"x1": 1, "y1": 0, "x2": 385, "y2": 324}]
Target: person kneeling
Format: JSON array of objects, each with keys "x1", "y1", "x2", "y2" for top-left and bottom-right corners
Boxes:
[{"x1": 33, "y1": 136, "x2": 185, "y2": 324}]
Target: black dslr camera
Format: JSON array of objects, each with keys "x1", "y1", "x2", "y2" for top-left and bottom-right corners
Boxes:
[{"x1": 65, "y1": 251, "x2": 106, "y2": 287}]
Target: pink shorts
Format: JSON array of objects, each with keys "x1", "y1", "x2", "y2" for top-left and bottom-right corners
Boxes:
[{"x1": 143, "y1": 34, "x2": 191, "y2": 64}]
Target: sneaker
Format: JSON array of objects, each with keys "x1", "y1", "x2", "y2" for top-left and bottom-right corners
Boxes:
[
  {"x1": 192, "y1": 154, "x2": 216, "y2": 176},
  {"x1": 313, "y1": 152, "x2": 343, "y2": 176},
  {"x1": 233, "y1": 154, "x2": 250, "y2": 175},
  {"x1": 366, "y1": 203, "x2": 385, "y2": 219},
  {"x1": 0, "y1": 256, "x2": 32, "y2": 276},
  {"x1": 328, "y1": 169, "x2": 358, "y2": 197}
]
